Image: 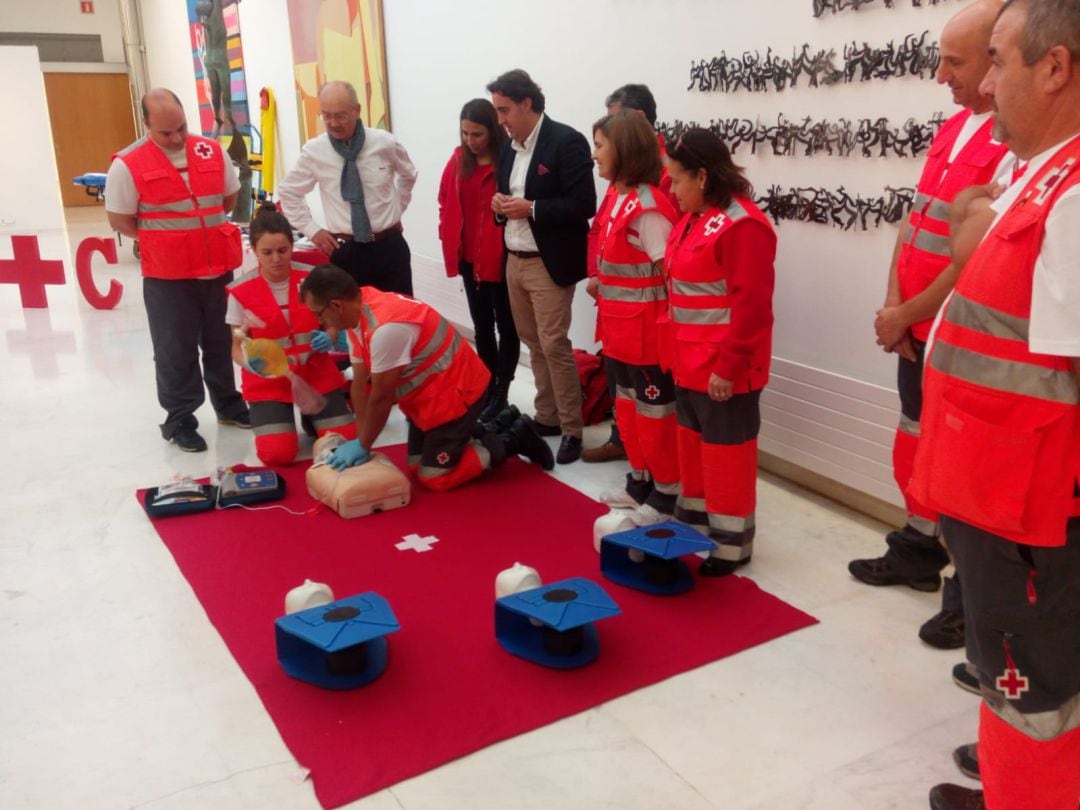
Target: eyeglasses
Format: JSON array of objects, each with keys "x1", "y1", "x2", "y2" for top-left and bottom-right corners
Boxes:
[
  {"x1": 311, "y1": 300, "x2": 339, "y2": 318},
  {"x1": 320, "y1": 112, "x2": 355, "y2": 123}
]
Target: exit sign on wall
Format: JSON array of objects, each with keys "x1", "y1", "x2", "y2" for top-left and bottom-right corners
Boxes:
[{"x1": 80, "y1": 1, "x2": 94, "y2": 13}]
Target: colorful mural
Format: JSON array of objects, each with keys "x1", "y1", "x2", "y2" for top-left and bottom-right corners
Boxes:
[
  {"x1": 186, "y1": 0, "x2": 254, "y2": 220},
  {"x1": 287, "y1": 0, "x2": 391, "y2": 140}
]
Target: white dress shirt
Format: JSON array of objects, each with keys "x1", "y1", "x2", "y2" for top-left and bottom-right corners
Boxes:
[
  {"x1": 278, "y1": 127, "x2": 418, "y2": 239},
  {"x1": 505, "y1": 114, "x2": 544, "y2": 252}
]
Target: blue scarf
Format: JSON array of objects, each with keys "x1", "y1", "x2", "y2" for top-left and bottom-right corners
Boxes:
[{"x1": 329, "y1": 126, "x2": 373, "y2": 242}]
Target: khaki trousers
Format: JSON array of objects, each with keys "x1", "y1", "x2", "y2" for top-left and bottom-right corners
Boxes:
[{"x1": 505, "y1": 253, "x2": 583, "y2": 437}]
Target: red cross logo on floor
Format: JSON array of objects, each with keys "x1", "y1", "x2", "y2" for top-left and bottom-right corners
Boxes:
[
  {"x1": 193, "y1": 142, "x2": 214, "y2": 160},
  {"x1": 436, "y1": 451, "x2": 450, "y2": 465},
  {"x1": 703, "y1": 213, "x2": 727, "y2": 236},
  {"x1": 645, "y1": 384, "x2": 660, "y2": 400},
  {"x1": 1030, "y1": 158, "x2": 1076, "y2": 205},
  {"x1": 0, "y1": 235, "x2": 66, "y2": 308},
  {"x1": 395, "y1": 533, "x2": 439, "y2": 553},
  {"x1": 995, "y1": 667, "x2": 1029, "y2": 700}
]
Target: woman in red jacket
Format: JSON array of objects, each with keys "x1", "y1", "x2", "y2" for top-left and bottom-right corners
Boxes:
[
  {"x1": 588, "y1": 110, "x2": 679, "y2": 521},
  {"x1": 664, "y1": 129, "x2": 776, "y2": 575},
  {"x1": 226, "y1": 203, "x2": 355, "y2": 465},
  {"x1": 438, "y1": 98, "x2": 518, "y2": 420}
]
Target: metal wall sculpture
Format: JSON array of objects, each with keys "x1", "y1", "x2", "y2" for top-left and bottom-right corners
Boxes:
[
  {"x1": 657, "y1": 113, "x2": 945, "y2": 158},
  {"x1": 687, "y1": 31, "x2": 939, "y2": 93},
  {"x1": 755, "y1": 185, "x2": 916, "y2": 230},
  {"x1": 812, "y1": 0, "x2": 948, "y2": 17}
]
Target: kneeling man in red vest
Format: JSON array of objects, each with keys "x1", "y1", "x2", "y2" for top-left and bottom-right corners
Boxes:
[{"x1": 300, "y1": 265, "x2": 553, "y2": 490}]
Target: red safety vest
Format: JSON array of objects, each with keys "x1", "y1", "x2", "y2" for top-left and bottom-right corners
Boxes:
[
  {"x1": 898, "y1": 110, "x2": 1009, "y2": 340},
  {"x1": 349, "y1": 288, "x2": 490, "y2": 430},
  {"x1": 594, "y1": 184, "x2": 678, "y2": 365},
  {"x1": 113, "y1": 136, "x2": 242, "y2": 280},
  {"x1": 663, "y1": 196, "x2": 775, "y2": 393},
  {"x1": 227, "y1": 268, "x2": 346, "y2": 402},
  {"x1": 910, "y1": 135, "x2": 1080, "y2": 547}
]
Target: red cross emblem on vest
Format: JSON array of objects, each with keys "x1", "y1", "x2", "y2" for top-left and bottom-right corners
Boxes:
[
  {"x1": 644, "y1": 384, "x2": 660, "y2": 400},
  {"x1": 995, "y1": 666, "x2": 1029, "y2": 700},
  {"x1": 436, "y1": 451, "x2": 450, "y2": 465},
  {"x1": 193, "y1": 141, "x2": 214, "y2": 160},
  {"x1": 1030, "y1": 158, "x2": 1076, "y2": 205},
  {"x1": 703, "y1": 213, "x2": 727, "y2": 236},
  {"x1": 623, "y1": 198, "x2": 639, "y2": 215}
]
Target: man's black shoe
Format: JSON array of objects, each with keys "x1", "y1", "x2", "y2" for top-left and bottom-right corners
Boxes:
[
  {"x1": 532, "y1": 419, "x2": 562, "y2": 437},
  {"x1": 556, "y1": 435, "x2": 582, "y2": 464},
  {"x1": 218, "y1": 410, "x2": 252, "y2": 428},
  {"x1": 929, "y1": 783, "x2": 985, "y2": 810},
  {"x1": 510, "y1": 415, "x2": 555, "y2": 471},
  {"x1": 847, "y1": 556, "x2": 941, "y2": 592},
  {"x1": 952, "y1": 662, "x2": 981, "y2": 696},
  {"x1": 952, "y1": 743, "x2": 980, "y2": 781},
  {"x1": 699, "y1": 556, "x2": 750, "y2": 577},
  {"x1": 919, "y1": 609, "x2": 965, "y2": 649},
  {"x1": 171, "y1": 427, "x2": 208, "y2": 452}
]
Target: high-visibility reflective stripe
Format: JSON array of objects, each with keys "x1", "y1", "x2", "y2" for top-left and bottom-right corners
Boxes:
[
  {"x1": 401, "y1": 319, "x2": 450, "y2": 376},
  {"x1": 197, "y1": 194, "x2": 223, "y2": 207},
  {"x1": 419, "y1": 463, "x2": 453, "y2": 478},
  {"x1": 228, "y1": 269, "x2": 261, "y2": 288},
  {"x1": 635, "y1": 400, "x2": 676, "y2": 419},
  {"x1": 138, "y1": 211, "x2": 226, "y2": 230},
  {"x1": 615, "y1": 384, "x2": 635, "y2": 401},
  {"x1": 397, "y1": 331, "x2": 459, "y2": 398},
  {"x1": 710, "y1": 538, "x2": 754, "y2": 560},
  {"x1": 671, "y1": 306, "x2": 731, "y2": 325},
  {"x1": 313, "y1": 412, "x2": 354, "y2": 430},
  {"x1": 654, "y1": 480, "x2": 681, "y2": 496},
  {"x1": 709, "y1": 512, "x2": 755, "y2": 533},
  {"x1": 407, "y1": 453, "x2": 422, "y2": 467},
  {"x1": 140, "y1": 200, "x2": 196, "y2": 213},
  {"x1": 671, "y1": 279, "x2": 727, "y2": 297},
  {"x1": 945, "y1": 292, "x2": 1029, "y2": 342},
  {"x1": 637, "y1": 184, "x2": 657, "y2": 209},
  {"x1": 912, "y1": 192, "x2": 951, "y2": 221},
  {"x1": 269, "y1": 336, "x2": 292, "y2": 349},
  {"x1": 678, "y1": 495, "x2": 707, "y2": 512},
  {"x1": 293, "y1": 330, "x2": 317, "y2": 345},
  {"x1": 599, "y1": 260, "x2": 656, "y2": 279},
  {"x1": 295, "y1": 350, "x2": 312, "y2": 365},
  {"x1": 253, "y1": 421, "x2": 294, "y2": 436},
  {"x1": 908, "y1": 514, "x2": 938, "y2": 536},
  {"x1": 599, "y1": 283, "x2": 666, "y2": 303},
  {"x1": 908, "y1": 228, "x2": 951, "y2": 256},
  {"x1": 898, "y1": 414, "x2": 921, "y2": 437},
  {"x1": 116, "y1": 136, "x2": 148, "y2": 157},
  {"x1": 931, "y1": 342, "x2": 1080, "y2": 405},
  {"x1": 726, "y1": 198, "x2": 750, "y2": 221},
  {"x1": 472, "y1": 440, "x2": 491, "y2": 470},
  {"x1": 360, "y1": 304, "x2": 378, "y2": 332}
]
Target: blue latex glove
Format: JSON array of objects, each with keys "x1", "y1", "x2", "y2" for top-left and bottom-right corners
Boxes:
[
  {"x1": 328, "y1": 439, "x2": 371, "y2": 471},
  {"x1": 310, "y1": 330, "x2": 332, "y2": 353},
  {"x1": 335, "y1": 331, "x2": 349, "y2": 352},
  {"x1": 244, "y1": 356, "x2": 269, "y2": 377}
]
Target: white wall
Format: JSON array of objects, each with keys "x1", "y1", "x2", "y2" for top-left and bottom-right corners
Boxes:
[
  {"x1": 137, "y1": 0, "x2": 975, "y2": 508},
  {"x1": 0, "y1": 0, "x2": 125, "y2": 64},
  {"x1": 0, "y1": 47, "x2": 65, "y2": 236}
]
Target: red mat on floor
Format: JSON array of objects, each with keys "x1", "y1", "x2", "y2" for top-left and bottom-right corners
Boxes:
[{"x1": 138, "y1": 447, "x2": 817, "y2": 808}]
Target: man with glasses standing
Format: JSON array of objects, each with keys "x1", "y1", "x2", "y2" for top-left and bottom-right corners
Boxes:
[{"x1": 279, "y1": 80, "x2": 418, "y2": 295}]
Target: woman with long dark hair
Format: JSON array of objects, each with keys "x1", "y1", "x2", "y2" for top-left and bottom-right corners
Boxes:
[
  {"x1": 588, "y1": 110, "x2": 680, "y2": 522},
  {"x1": 663, "y1": 128, "x2": 776, "y2": 575},
  {"x1": 226, "y1": 202, "x2": 355, "y2": 465},
  {"x1": 438, "y1": 98, "x2": 518, "y2": 419}
]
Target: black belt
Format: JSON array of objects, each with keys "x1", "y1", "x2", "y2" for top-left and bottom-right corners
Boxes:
[
  {"x1": 330, "y1": 222, "x2": 403, "y2": 243},
  {"x1": 507, "y1": 249, "x2": 541, "y2": 259}
]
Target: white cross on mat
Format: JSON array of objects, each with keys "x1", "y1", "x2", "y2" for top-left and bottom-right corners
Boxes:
[{"x1": 395, "y1": 533, "x2": 439, "y2": 553}]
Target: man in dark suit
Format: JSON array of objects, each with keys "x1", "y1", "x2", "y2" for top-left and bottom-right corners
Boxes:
[{"x1": 487, "y1": 69, "x2": 597, "y2": 464}]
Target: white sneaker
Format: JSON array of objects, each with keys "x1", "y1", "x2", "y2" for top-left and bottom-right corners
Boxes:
[
  {"x1": 598, "y1": 488, "x2": 640, "y2": 509},
  {"x1": 629, "y1": 504, "x2": 672, "y2": 527}
]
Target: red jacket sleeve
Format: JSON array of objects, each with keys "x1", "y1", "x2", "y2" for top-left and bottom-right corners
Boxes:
[
  {"x1": 587, "y1": 185, "x2": 615, "y2": 278},
  {"x1": 437, "y1": 151, "x2": 460, "y2": 277},
  {"x1": 712, "y1": 220, "x2": 776, "y2": 381}
]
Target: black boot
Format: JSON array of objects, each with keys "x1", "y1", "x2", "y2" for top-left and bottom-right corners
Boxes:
[
  {"x1": 480, "y1": 376, "x2": 511, "y2": 422},
  {"x1": 501, "y1": 414, "x2": 554, "y2": 470},
  {"x1": 481, "y1": 403, "x2": 520, "y2": 434}
]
